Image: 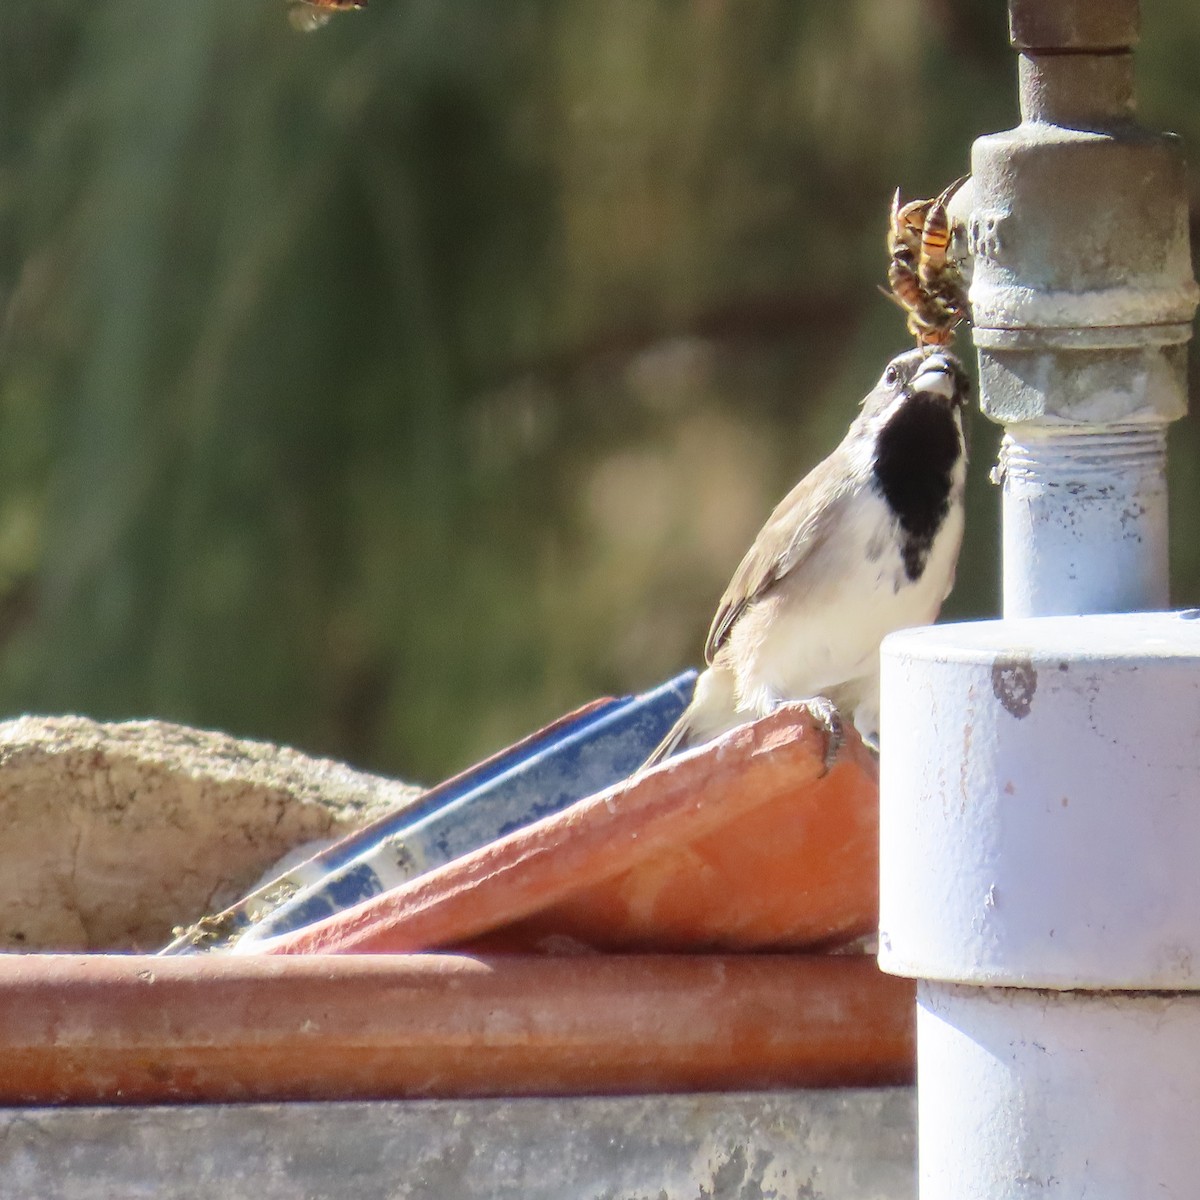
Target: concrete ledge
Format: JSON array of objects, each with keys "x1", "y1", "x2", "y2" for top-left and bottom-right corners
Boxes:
[{"x1": 0, "y1": 1088, "x2": 916, "y2": 1200}]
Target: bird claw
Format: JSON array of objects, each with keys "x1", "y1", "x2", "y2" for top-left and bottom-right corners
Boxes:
[{"x1": 805, "y1": 696, "x2": 844, "y2": 774}]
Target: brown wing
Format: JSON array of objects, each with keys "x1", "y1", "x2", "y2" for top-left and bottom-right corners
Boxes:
[{"x1": 703, "y1": 451, "x2": 850, "y2": 665}]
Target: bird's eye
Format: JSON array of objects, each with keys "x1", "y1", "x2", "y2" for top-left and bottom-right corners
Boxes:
[{"x1": 884, "y1": 366, "x2": 899, "y2": 386}]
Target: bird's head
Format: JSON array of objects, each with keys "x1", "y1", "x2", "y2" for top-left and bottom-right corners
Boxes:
[{"x1": 860, "y1": 347, "x2": 970, "y2": 424}]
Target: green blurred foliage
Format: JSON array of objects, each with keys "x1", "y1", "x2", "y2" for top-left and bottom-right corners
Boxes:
[{"x1": 0, "y1": 1, "x2": 1197, "y2": 780}]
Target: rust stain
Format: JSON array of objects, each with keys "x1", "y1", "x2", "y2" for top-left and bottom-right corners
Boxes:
[{"x1": 991, "y1": 656, "x2": 1037, "y2": 719}]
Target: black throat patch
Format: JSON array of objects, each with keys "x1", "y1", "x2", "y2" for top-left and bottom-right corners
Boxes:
[{"x1": 871, "y1": 395, "x2": 961, "y2": 582}]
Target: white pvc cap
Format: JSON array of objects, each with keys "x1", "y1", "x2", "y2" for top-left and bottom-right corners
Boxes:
[{"x1": 880, "y1": 610, "x2": 1200, "y2": 989}]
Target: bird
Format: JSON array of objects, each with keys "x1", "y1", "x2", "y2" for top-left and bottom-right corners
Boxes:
[{"x1": 644, "y1": 346, "x2": 969, "y2": 766}]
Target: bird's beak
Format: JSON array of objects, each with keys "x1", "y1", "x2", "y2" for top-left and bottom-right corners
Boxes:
[{"x1": 910, "y1": 355, "x2": 958, "y2": 403}]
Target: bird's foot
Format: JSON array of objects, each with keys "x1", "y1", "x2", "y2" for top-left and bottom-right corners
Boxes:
[{"x1": 803, "y1": 696, "x2": 844, "y2": 774}]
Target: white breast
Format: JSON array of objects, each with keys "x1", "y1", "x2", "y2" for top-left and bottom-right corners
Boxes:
[{"x1": 724, "y1": 465, "x2": 965, "y2": 718}]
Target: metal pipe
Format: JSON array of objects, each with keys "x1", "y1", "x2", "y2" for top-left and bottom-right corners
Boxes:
[
  {"x1": 968, "y1": 0, "x2": 1196, "y2": 615},
  {"x1": 880, "y1": 2, "x2": 1200, "y2": 1196},
  {"x1": 0, "y1": 952, "x2": 915, "y2": 1105},
  {"x1": 997, "y1": 424, "x2": 1169, "y2": 617}
]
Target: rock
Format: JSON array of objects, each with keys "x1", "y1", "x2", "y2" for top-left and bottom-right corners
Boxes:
[{"x1": 0, "y1": 716, "x2": 422, "y2": 951}]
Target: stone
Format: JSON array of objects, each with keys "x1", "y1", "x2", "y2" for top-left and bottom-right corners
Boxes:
[{"x1": 0, "y1": 715, "x2": 422, "y2": 951}]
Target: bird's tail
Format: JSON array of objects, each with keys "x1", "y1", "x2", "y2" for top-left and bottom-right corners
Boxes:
[
  {"x1": 641, "y1": 709, "x2": 694, "y2": 769},
  {"x1": 640, "y1": 666, "x2": 738, "y2": 770}
]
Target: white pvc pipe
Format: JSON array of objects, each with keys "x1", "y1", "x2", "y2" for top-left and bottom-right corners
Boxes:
[
  {"x1": 999, "y1": 425, "x2": 1169, "y2": 618},
  {"x1": 880, "y1": 611, "x2": 1200, "y2": 1199},
  {"x1": 917, "y1": 982, "x2": 1200, "y2": 1200}
]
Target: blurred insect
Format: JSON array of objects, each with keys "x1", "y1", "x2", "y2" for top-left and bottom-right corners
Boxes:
[
  {"x1": 883, "y1": 176, "x2": 969, "y2": 347},
  {"x1": 287, "y1": 0, "x2": 366, "y2": 33}
]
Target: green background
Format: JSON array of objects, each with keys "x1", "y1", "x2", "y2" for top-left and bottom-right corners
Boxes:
[{"x1": 2, "y1": 1, "x2": 1200, "y2": 781}]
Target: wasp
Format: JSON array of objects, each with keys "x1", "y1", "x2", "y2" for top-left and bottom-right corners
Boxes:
[
  {"x1": 883, "y1": 176, "x2": 969, "y2": 347},
  {"x1": 287, "y1": 0, "x2": 366, "y2": 33}
]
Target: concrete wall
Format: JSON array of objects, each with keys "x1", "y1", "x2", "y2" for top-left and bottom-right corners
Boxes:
[{"x1": 0, "y1": 1088, "x2": 915, "y2": 1200}]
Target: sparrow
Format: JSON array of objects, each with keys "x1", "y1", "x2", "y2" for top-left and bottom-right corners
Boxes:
[{"x1": 645, "y1": 346, "x2": 969, "y2": 765}]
